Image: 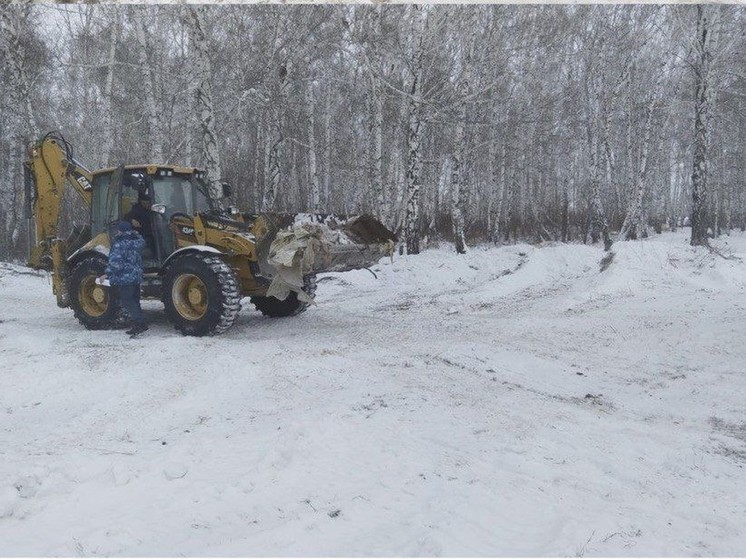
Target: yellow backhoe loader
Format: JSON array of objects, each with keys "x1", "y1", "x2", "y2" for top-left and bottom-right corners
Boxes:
[{"x1": 24, "y1": 131, "x2": 395, "y2": 336}]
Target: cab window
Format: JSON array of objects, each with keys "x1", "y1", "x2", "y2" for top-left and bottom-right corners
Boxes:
[
  {"x1": 151, "y1": 176, "x2": 194, "y2": 219},
  {"x1": 90, "y1": 172, "x2": 113, "y2": 236}
]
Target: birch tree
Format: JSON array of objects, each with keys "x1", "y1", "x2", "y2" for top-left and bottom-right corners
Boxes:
[
  {"x1": 132, "y1": 6, "x2": 164, "y2": 163},
  {"x1": 0, "y1": 4, "x2": 41, "y2": 256},
  {"x1": 360, "y1": 6, "x2": 387, "y2": 223},
  {"x1": 99, "y1": 9, "x2": 120, "y2": 167},
  {"x1": 690, "y1": 6, "x2": 720, "y2": 246},
  {"x1": 404, "y1": 5, "x2": 427, "y2": 255},
  {"x1": 579, "y1": 17, "x2": 613, "y2": 250},
  {"x1": 618, "y1": 56, "x2": 672, "y2": 241},
  {"x1": 306, "y1": 75, "x2": 321, "y2": 213},
  {"x1": 185, "y1": 5, "x2": 224, "y2": 202},
  {"x1": 260, "y1": 15, "x2": 291, "y2": 212},
  {"x1": 450, "y1": 7, "x2": 481, "y2": 255}
]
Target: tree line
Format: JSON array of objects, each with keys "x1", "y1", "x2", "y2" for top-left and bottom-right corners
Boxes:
[{"x1": 0, "y1": 3, "x2": 743, "y2": 261}]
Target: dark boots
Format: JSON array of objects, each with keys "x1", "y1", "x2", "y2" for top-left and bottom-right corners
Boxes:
[{"x1": 126, "y1": 323, "x2": 149, "y2": 337}]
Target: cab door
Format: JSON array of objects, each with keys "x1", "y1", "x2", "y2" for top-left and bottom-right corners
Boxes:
[
  {"x1": 104, "y1": 165, "x2": 124, "y2": 239},
  {"x1": 90, "y1": 165, "x2": 124, "y2": 238}
]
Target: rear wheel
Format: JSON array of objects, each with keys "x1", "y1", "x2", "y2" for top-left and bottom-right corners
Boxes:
[
  {"x1": 250, "y1": 275, "x2": 317, "y2": 317},
  {"x1": 162, "y1": 253, "x2": 241, "y2": 336},
  {"x1": 69, "y1": 257, "x2": 118, "y2": 329}
]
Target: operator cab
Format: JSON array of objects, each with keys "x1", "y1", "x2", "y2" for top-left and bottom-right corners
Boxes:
[{"x1": 90, "y1": 164, "x2": 216, "y2": 271}]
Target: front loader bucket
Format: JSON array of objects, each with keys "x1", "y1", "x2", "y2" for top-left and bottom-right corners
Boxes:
[{"x1": 252, "y1": 213, "x2": 396, "y2": 302}]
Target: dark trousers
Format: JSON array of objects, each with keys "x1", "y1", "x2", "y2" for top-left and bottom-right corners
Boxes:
[{"x1": 116, "y1": 283, "x2": 145, "y2": 326}]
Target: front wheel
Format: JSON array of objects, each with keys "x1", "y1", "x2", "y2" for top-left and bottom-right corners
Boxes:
[
  {"x1": 162, "y1": 253, "x2": 241, "y2": 336},
  {"x1": 250, "y1": 275, "x2": 317, "y2": 317},
  {"x1": 69, "y1": 257, "x2": 118, "y2": 329}
]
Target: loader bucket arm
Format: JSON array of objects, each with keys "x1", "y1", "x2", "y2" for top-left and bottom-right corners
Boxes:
[
  {"x1": 25, "y1": 132, "x2": 94, "y2": 270},
  {"x1": 25, "y1": 132, "x2": 95, "y2": 307}
]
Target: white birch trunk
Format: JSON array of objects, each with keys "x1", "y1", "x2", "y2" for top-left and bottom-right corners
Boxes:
[
  {"x1": 584, "y1": 80, "x2": 610, "y2": 248},
  {"x1": 306, "y1": 80, "x2": 321, "y2": 213},
  {"x1": 0, "y1": 7, "x2": 39, "y2": 140},
  {"x1": 404, "y1": 87, "x2": 423, "y2": 254},
  {"x1": 518, "y1": 151, "x2": 527, "y2": 234},
  {"x1": 487, "y1": 101, "x2": 503, "y2": 243},
  {"x1": 186, "y1": 5, "x2": 223, "y2": 203},
  {"x1": 503, "y1": 153, "x2": 515, "y2": 242},
  {"x1": 252, "y1": 118, "x2": 264, "y2": 212},
  {"x1": 261, "y1": 124, "x2": 273, "y2": 210},
  {"x1": 371, "y1": 83, "x2": 385, "y2": 222},
  {"x1": 619, "y1": 59, "x2": 669, "y2": 241},
  {"x1": 133, "y1": 8, "x2": 164, "y2": 163},
  {"x1": 451, "y1": 9, "x2": 479, "y2": 254},
  {"x1": 1, "y1": 5, "x2": 39, "y2": 256},
  {"x1": 100, "y1": 10, "x2": 120, "y2": 167},
  {"x1": 323, "y1": 87, "x2": 333, "y2": 211},
  {"x1": 437, "y1": 157, "x2": 450, "y2": 231},
  {"x1": 390, "y1": 147, "x2": 404, "y2": 236},
  {"x1": 691, "y1": 5, "x2": 720, "y2": 245},
  {"x1": 367, "y1": 6, "x2": 385, "y2": 223},
  {"x1": 601, "y1": 61, "x2": 630, "y2": 214},
  {"x1": 404, "y1": 5, "x2": 426, "y2": 255},
  {"x1": 668, "y1": 144, "x2": 679, "y2": 230},
  {"x1": 496, "y1": 141, "x2": 507, "y2": 242},
  {"x1": 451, "y1": 99, "x2": 467, "y2": 254},
  {"x1": 261, "y1": 27, "x2": 290, "y2": 213},
  {"x1": 262, "y1": 137, "x2": 282, "y2": 212},
  {"x1": 625, "y1": 83, "x2": 635, "y2": 213},
  {"x1": 723, "y1": 180, "x2": 732, "y2": 234}
]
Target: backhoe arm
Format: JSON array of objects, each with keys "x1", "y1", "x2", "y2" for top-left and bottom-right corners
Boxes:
[{"x1": 25, "y1": 133, "x2": 93, "y2": 306}]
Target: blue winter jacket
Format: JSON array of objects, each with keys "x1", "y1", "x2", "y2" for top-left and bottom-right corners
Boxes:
[{"x1": 105, "y1": 230, "x2": 145, "y2": 285}]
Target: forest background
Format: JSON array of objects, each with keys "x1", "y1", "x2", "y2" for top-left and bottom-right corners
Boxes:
[{"x1": 0, "y1": 3, "x2": 743, "y2": 259}]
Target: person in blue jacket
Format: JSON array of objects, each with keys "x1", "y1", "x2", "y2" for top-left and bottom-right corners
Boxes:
[{"x1": 100, "y1": 220, "x2": 148, "y2": 336}]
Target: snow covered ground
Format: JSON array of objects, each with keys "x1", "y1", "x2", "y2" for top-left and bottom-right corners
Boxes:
[{"x1": 1, "y1": 229, "x2": 745, "y2": 557}]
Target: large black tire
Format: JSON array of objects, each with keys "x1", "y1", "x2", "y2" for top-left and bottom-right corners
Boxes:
[
  {"x1": 69, "y1": 256, "x2": 119, "y2": 330},
  {"x1": 162, "y1": 253, "x2": 241, "y2": 336},
  {"x1": 250, "y1": 275, "x2": 317, "y2": 318}
]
